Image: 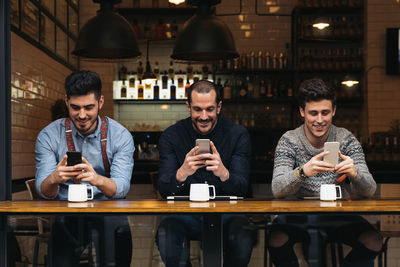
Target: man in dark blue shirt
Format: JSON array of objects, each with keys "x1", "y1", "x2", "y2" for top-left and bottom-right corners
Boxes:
[{"x1": 156, "y1": 80, "x2": 256, "y2": 267}]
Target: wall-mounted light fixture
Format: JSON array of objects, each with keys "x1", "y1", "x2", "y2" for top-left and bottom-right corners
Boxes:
[
  {"x1": 171, "y1": 0, "x2": 239, "y2": 61},
  {"x1": 169, "y1": 0, "x2": 186, "y2": 5},
  {"x1": 73, "y1": 0, "x2": 141, "y2": 59}
]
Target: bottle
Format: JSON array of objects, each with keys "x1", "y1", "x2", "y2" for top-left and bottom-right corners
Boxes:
[
  {"x1": 249, "y1": 51, "x2": 256, "y2": 69},
  {"x1": 120, "y1": 81, "x2": 127, "y2": 98},
  {"x1": 259, "y1": 79, "x2": 266, "y2": 98},
  {"x1": 185, "y1": 78, "x2": 191, "y2": 99},
  {"x1": 265, "y1": 51, "x2": 271, "y2": 69},
  {"x1": 137, "y1": 80, "x2": 144, "y2": 99},
  {"x1": 165, "y1": 22, "x2": 172, "y2": 39},
  {"x1": 266, "y1": 79, "x2": 273, "y2": 98},
  {"x1": 170, "y1": 78, "x2": 176, "y2": 99},
  {"x1": 128, "y1": 74, "x2": 137, "y2": 99},
  {"x1": 278, "y1": 52, "x2": 284, "y2": 69},
  {"x1": 137, "y1": 61, "x2": 144, "y2": 80},
  {"x1": 160, "y1": 72, "x2": 169, "y2": 99},
  {"x1": 257, "y1": 50, "x2": 264, "y2": 69},
  {"x1": 144, "y1": 80, "x2": 153, "y2": 99},
  {"x1": 272, "y1": 52, "x2": 278, "y2": 69},
  {"x1": 246, "y1": 76, "x2": 254, "y2": 99},
  {"x1": 153, "y1": 80, "x2": 159, "y2": 100},
  {"x1": 176, "y1": 71, "x2": 185, "y2": 99},
  {"x1": 223, "y1": 79, "x2": 232, "y2": 100},
  {"x1": 238, "y1": 78, "x2": 248, "y2": 99}
]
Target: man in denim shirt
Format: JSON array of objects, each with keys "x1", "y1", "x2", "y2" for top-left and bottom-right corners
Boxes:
[{"x1": 35, "y1": 70, "x2": 134, "y2": 267}]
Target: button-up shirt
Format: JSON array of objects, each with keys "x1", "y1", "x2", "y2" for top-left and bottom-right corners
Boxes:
[{"x1": 35, "y1": 116, "x2": 134, "y2": 200}]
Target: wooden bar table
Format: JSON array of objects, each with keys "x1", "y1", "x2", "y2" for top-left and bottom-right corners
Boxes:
[{"x1": 1, "y1": 198, "x2": 400, "y2": 267}]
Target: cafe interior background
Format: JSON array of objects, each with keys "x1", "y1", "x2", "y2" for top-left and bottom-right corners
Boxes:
[{"x1": 7, "y1": 0, "x2": 400, "y2": 266}]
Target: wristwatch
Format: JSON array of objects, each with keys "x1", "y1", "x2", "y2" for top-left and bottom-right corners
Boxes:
[{"x1": 299, "y1": 165, "x2": 308, "y2": 180}]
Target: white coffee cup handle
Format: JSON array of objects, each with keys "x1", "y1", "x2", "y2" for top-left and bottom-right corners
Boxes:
[
  {"x1": 87, "y1": 185, "x2": 94, "y2": 200},
  {"x1": 209, "y1": 185, "x2": 216, "y2": 200},
  {"x1": 335, "y1": 185, "x2": 342, "y2": 199}
]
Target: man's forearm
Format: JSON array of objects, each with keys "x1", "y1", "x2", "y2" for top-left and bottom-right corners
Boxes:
[
  {"x1": 95, "y1": 175, "x2": 117, "y2": 197},
  {"x1": 40, "y1": 172, "x2": 59, "y2": 198}
]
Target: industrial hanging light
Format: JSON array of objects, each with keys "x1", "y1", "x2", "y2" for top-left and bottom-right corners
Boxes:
[
  {"x1": 72, "y1": 0, "x2": 141, "y2": 59},
  {"x1": 142, "y1": 40, "x2": 157, "y2": 83},
  {"x1": 171, "y1": 0, "x2": 239, "y2": 61}
]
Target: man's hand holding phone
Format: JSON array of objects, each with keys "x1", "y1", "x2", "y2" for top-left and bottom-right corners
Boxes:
[
  {"x1": 176, "y1": 139, "x2": 229, "y2": 182},
  {"x1": 50, "y1": 153, "x2": 84, "y2": 184},
  {"x1": 302, "y1": 151, "x2": 336, "y2": 177}
]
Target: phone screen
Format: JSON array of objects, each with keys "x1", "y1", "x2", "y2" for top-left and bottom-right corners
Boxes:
[
  {"x1": 195, "y1": 139, "x2": 210, "y2": 155},
  {"x1": 67, "y1": 151, "x2": 82, "y2": 166},
  {"x1": 323, "y1": 142, "x2": 340, "y2": 166}
]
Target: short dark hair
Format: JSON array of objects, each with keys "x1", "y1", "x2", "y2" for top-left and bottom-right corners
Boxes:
[
  {"x1": 65, "y1": 70, "x2": 102, "y2": 100},
  {"x1": 297, "y1": 78, "x2": 336, "y2": 109},
  {"x1": 187, "y1": 80, "x2": 221, "y2": 105}
]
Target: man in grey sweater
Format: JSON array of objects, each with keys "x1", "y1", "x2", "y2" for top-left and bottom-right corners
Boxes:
[{"x1": 268, "y1": 78, "x2": 382, "y2": 267}]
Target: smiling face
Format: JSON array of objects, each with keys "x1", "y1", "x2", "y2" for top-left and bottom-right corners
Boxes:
[
  {"x1": 187, "y1": 89, "x2": 222, "y2": 135},
  {"x1": 65, "y1": 92, "x2": 104, "y2": 136},
  {"x1": 300, "y1": 99, "x2": 336, "y2": 147}
]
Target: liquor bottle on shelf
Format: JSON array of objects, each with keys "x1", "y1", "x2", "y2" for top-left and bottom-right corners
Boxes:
[
  {"x1": 265, "y1": 51, "x2": 271, "y2": 69},
  {"x1": 120, "y1": 81, "x2": 127, "y2": 98},
  {"x1": 137, "y1": 80, "x2": 144, "y2": 100},
  {"x1": 238, "y1": 78, "x2": 248, "y2": 99},
  {"x1": 246, "y1": 76, "x2": 254, "y2": 99},
  {"x1": 257, "y1": 50, "x2": 264, "y2": 69},
  {"x1": 160, "y1": 72, "x2": 170, "y2": 100},
  {"x1": 185, "y1": 78, "x2": 191, "y2": 99},
  {"x1": 266, "y1": 79, "x2": 273, "y2": 98},
  {"x1": 223, "y1": 78, "x2": 232, "y2": 100},
  {"x1": 169, "y1": 78, "x2": 176, "y2": 99},
  {"x1": 144, "y1": 80, "x2": 153, "y2": 99},
  {"x1": 278, "y1": 52, "x2": 284, "y2": 70},
  {"x1": 272, "y1": 52, "x2": 278, "y2": 69},
  {"x1": 153, "y1": 80, "x2": 159, "y2": 100},
  {"x1": 259, "y1": 79, "x2": 266, "y2": 98},
  {"x1": 216, "y1": 78, "x2": 223, "y2": 98},
  {"x1": 249, "y1": 51, "x2": 256, "y2": 69},
  {"x1": 176, "y1": 71, "x2": 185, "y2": 99},
  {"x1": 193, "y1": 71, "x2": 201, "y2": 83}
]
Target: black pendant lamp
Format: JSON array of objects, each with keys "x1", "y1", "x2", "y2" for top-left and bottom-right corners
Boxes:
[
  {"x1": 171, "y1": 0, "x2": 239, "y2": 61},
  {"x1": 72, "y1": 0, "x2": 141, "y2": 59}
]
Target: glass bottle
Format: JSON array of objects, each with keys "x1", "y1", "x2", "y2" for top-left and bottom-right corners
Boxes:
[
  {"x1": 137, "y1": 80, "x2": 144, "y2": 99},
  {"x1": 153, "y1": 80, "x2": 159, "y2": 100}
]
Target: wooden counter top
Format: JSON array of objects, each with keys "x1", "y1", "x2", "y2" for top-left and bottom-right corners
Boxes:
[{"x1": 1, "y1": 198, "x2": 400, "y2": 214}]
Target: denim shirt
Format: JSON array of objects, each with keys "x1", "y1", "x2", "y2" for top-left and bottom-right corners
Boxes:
[{"x1": 35, "y1": 116, "x2": 134, "y2": 200}]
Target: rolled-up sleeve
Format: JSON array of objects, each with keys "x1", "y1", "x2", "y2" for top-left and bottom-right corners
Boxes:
[{"x1": 109, "y1": 129, "x2": 134, "y2": 199}]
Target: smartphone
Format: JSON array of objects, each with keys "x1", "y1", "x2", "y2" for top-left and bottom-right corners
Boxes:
[
  {"x1": 323, "y1": 142, "x2": 340, "y2": 166},
  {"x1": 67, "y1": 151, "x2": 82, "y2": 166},
  {"x1": 195, "y1": 139, "x2": 210, "y2": 155}
]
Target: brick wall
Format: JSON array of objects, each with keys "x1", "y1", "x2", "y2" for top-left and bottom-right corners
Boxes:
[{"x1": 10, "y1": 33, "x2": 71, "y2": 180}]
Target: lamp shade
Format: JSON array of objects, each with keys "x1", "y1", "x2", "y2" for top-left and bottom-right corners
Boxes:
[
  {"x1": 73, "y1": 9, "x2": 141, "y2": 59},
  {"x1": 171, "y1": 7, "x2": 239, "y2": 61}
]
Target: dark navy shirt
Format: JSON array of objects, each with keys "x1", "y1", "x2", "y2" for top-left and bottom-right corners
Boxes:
[{"x1": 158, "y1": 116, "x2": 251, "y2": 198}]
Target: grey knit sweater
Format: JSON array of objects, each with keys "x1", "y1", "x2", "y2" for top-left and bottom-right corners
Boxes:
[{"x1": 272, "y1": 124, "x2": 376, "y2": 199}]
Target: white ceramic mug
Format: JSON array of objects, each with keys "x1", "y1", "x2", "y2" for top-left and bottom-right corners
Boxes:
[
  {"x1": 320, "y1": 184, "x2": 342, "y2": 201},
  {"x1": 68, "y1": 184, "x2": 94, "y2": 202},
  {"x1": 189, "y1": 183, "x2": 216, "y2": 202}
]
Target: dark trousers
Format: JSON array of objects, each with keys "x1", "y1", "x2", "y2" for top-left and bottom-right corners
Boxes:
[
  {"x1": 267, "y1": 215, "x2": 380, "y2": 267},
  {"x1": 48, "y1": 215, "x2": 132, "y2": 267},
  {"x1": 156, "y1": 215, "x2": 257, "y2": 267}
]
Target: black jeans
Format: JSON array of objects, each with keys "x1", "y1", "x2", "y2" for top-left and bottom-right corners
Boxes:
[
  {"x1": 48, "y1": 215, "x2": 132, "y2": 267},
  {"x1": 267, "y1": 215, "x2": 380, "y2": 267},
  {"x1": 156, "y1": 215, "x2": 257, "y2": 267}
]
